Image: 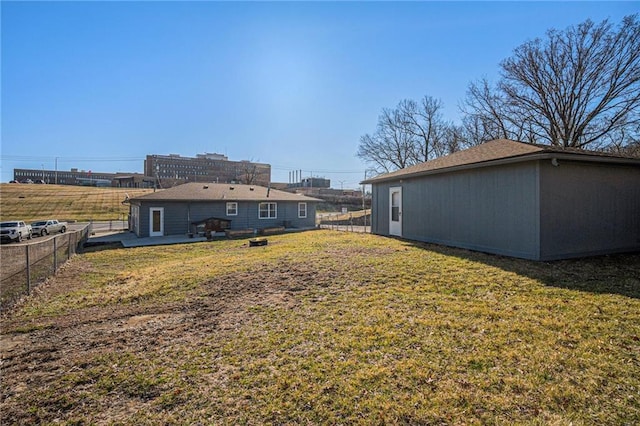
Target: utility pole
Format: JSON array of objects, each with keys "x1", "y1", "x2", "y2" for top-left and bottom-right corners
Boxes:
[
  {"x1": 362, "y1": 171, "x2": 367, "y2": 232},
  {"x1": 55, "y1": 157, "x2": 58, "y2": 184},
  {"x1": 155, "y1": 164, "x2": 161, "y2": 190}
]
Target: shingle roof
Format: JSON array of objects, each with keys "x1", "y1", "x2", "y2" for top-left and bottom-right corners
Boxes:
[
  {"x1": 362, "y1": 139, "x2": 640, "y2": 184},
  {"x1": 129, "y1": 183, "x2": 322, "y2": 202}
]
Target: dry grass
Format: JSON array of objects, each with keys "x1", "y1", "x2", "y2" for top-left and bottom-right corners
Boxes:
[
  {"x1": 0, "y1": 183, "x2": 153, "y2": 222},
  {"x1": 1, "y1": 231, "x2": 639, "y2": 424}
]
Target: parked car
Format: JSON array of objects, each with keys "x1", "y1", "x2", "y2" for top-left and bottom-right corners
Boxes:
[
  {"x1": 0, "y1": 221, "x2": 32, "y2": 243},
  {"x1": 31, "y1": 219, "x2": 67, "y2": 236}
]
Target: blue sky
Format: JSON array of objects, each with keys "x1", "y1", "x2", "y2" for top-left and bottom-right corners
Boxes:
[{"x1": 1, "y1": 1, "x2": 636, "y2": 188}]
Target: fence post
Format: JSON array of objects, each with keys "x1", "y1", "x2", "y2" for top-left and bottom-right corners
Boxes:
[
  {"x1": 68, "y1": 233, "x2": 72, "y2": 260},
  {"x1": 25, "y1": 245, "x2": 31, "y2": 295},
  {"x1": 53, "y1": 237, "x2": 58, "y2": 272}
]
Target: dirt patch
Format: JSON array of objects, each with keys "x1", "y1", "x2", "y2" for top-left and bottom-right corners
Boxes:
[
  {"x1": 124, "y1": 314, "x2": 172, "y2": 328},
  {"x1": 0, "y1": 333, "x2": 30, "y2": 353},
  {"x1": 0, "y1": 253, "x2": 352, "y2": 424}
]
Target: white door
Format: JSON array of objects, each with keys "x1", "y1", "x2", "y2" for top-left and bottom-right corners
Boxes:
[
  {"x1": 131, "y1": 205, "x2": 140, "y2": 235},
  {"x1": 149, "y1": 207, "x2": 164, "y2": 237},
  {"x1": 389, "y1": 187, "x2": 402, "y2": 236}
]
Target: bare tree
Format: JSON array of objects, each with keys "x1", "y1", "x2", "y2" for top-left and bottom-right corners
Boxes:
[
  {"x1": 397, "y1": 96, "x2": 450, "y2": 162},
  {"x1": 457, "y1": 114, "x2": 498, "y2": 147},
  {"x1": 237, "y1": 159, "x2": 265, "y2": 185},
  {"x1": 603, "y1": 124, "x2": 640, "y2": 157},
  {"x1": 464, "y1": 15, "x2": 640, "y2": 150},
  {"x1": 357, "y1": 107, "x2": 416, "y2": 173},
  {"x1": 442, "y1": 124, "x2": 466, "y2": 154},
  {"x1": 462, "y1": 78, "x2": 516, "y2": 142},
  {"x1": 462, "y1": 77, "x2": 540, "y2": 144},
  {"x1": 357, "y1": 96, "x2": 458, "y2": 173}
]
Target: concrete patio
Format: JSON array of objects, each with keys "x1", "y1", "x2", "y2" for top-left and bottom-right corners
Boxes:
[
  {"x1": 87, "y1": 227, "x2": 319, "y2": 248},
  {"x1": 87, "y1": 231, "x2": 207, "y2": 248}
]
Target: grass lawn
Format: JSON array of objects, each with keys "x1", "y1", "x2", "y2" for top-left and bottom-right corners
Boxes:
[
  {"x1": 0, "y1": 183, "x2": 153, "y2": 222},
  {"x1": 1, "y1": 231, "x2": 639, "y2": 424}
]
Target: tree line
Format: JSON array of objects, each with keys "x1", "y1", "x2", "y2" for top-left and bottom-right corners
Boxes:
[{"x1": 358, "y1": 15, "x2": 640, "y2": 174}]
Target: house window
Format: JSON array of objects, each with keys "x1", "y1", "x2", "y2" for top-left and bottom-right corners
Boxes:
[
  {"x1": 298, "y1": 202, "x2": 307, "y2": 218},
  {"x1": 226, "y1": 202, "x2": 238, "y2": 216},
  {"x1": 259, "y1": 202, "x2": 277, "y2": 219}
]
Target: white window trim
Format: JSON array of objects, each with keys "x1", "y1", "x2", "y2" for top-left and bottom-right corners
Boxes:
[
  {"x1": 149, "y1": 207, "x2": 164, "y2": 237},
  {"x1": 226, "y1": 202, "x2": 238, "y2": 216},
  {"x1": 298, "y1": 202, "x2": 307, "y2": 218},
  {"x1": 258, "y1": 202, "x2": 277, "y2": 219}
]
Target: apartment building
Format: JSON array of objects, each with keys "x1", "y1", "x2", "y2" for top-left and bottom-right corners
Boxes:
[{"x1": 144, "y1": 153, "x2": 271, "y2": 187}]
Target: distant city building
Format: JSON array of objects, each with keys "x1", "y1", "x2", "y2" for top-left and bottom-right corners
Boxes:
[
  {"x1": 288, "y1": 177, "x2": 331, "y2": 189},
  {"x1": 279, "y1": 183, "x2": 368, "y2": 210},
  {"x1": 196, "y1": 152, "x2": 228, "y2": 161},
  {"x1": 13, "y1": 168, "x2": 154, "y2": 188},
  {"x1": 279, "y1": 175, "x2": 367, "y2": 202},
  {"x1": 111, "y1": 174, "x2": 156, "y2": 188},
  {"x1": 144, "y1": 153, "x2": 271, "y2": 187},
  {"x1": 13, "y1": 152, "x2": 271, "y2": 188}
]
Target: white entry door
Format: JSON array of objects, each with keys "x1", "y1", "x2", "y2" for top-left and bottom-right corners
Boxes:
[
  {"x1": 130, "y1": 205, "x2": 140, "y2": 235},
  {"x1": 389, "y1": 187, "x2": 402, "y2": 236},
  {"x1": 149, "y1": 207, "x2": 164, "y2": 237}
]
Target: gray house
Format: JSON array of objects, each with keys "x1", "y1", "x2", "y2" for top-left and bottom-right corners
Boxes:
[
  {"x1": 128, "y1": 183, "x2": 320, "y2": 237},
  {"x1": 363, "y1": 139, "x2": 640, "y2": 261}
]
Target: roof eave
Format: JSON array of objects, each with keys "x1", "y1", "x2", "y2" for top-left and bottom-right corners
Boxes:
[
  {"x1": 129, "y1": 196, "x2": 323, "y2": 202},
  {"x1": 361, "y1": 152, "x2": 640, "y2": 184}
]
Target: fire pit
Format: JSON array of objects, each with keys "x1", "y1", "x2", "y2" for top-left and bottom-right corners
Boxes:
[{"x1": 249, "y1": 238, "x2": 268, "y2": 247}]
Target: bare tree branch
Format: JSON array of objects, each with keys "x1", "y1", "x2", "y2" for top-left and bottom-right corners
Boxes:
[
  {"x1": 357, "y1": 96, "x2": 459, "y2": 172},
  {"x1": 498, "y1": 15, "x2": 640, "y2": 148},
  {"x1": 461, "y1": 15, "x2": 639, "y2": 152}
]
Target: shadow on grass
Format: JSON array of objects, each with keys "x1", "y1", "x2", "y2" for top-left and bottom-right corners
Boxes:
[
  {"x1": 398, "y1": 238, "x2": 640, "y2": 299},
  {"x1": 81, "y1": 242, "x2": 124, "y2": 253}
]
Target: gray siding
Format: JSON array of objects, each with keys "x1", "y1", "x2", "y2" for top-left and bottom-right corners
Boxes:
[
  {"x1": 539, "y1": 160, "x2": 640, "y2": 260},
  {"x1": 135, "y1": 202, "x2": 149, "y2": 236},
  {"x1": 133, "y1": 203, "x2": 190, "y2": 237},
  {"x1": 372, "y1": 162, "x2": 540, "y2": 259},
  {"x1": 133, "y1": 200, "x2": 316, "y2": 237},
  {"x1": 164, "y1": 204, "x2": 190, "y2": 235},
  {"x1": 371, "y1": 184, "x2": 389, "y2": 235},
  {"x1": 189, "y1": 201, "x2": 315, "y2": 231}
]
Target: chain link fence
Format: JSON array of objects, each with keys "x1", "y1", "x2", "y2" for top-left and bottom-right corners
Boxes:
[
  {"x1": 1, "y1": 225, "x2": 90, "y2": 311},
  {"x1": 318, "y1": 209, "x2": 371, "y2": 233},
  {"x1": 89, "y1": 219, "x2": 128, "y2": 234}
]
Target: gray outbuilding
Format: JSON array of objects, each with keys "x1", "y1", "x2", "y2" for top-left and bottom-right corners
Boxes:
[
  {"x1": 362, "y1": 139, "x2": 640, "y2": 261},
  {"x1": 128, "y1": 183, "x2": 320, "y2": 238}
]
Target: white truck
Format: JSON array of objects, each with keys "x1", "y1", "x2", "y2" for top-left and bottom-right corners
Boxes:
[
  {"x1": 31, "y1": 219, "x2": 67, "y2": 237},
  {"x1": 0, "y1": 221, "x2": 32, "y2": 243}
]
